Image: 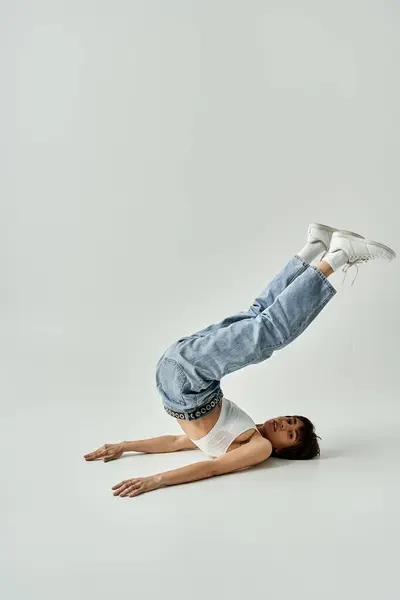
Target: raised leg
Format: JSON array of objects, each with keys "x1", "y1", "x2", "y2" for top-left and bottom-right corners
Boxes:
[
  {"x1": 178, "y1": 255, "x2": 310, "y2": 343},
  {"x1": 157, "y1": 261, "x2": 337, "y2": 417},
  {"x1": 181, "y1": 261, "x2": 336, "y2": 376}
]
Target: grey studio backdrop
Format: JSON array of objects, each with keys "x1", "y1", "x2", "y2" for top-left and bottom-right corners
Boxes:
[{"x1": 1, "y1": 1, "x2": 399, "y2": 600}]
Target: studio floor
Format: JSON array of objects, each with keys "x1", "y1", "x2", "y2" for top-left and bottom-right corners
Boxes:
[{"x1": 4, "y1": 400, "x2": 399, "y2": 600}]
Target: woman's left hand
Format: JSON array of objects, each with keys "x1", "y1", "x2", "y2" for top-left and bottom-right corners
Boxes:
[{"x1": 112, "y1": 474, "x2": 161, "y2": 497}]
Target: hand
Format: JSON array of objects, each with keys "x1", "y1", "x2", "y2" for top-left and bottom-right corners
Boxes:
[
  {"x1": 84, "y1": 442, "x2": 125, "y2": 462},
  {"x1": 112, "y1": 474, "x2": 161, "y2": 498}
]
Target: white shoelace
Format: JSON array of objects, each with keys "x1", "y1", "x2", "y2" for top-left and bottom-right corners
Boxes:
[
  {"x1": 320, "y1": 250, "x2": 376, "y2": 286},
  {"x1": 341, "y1": 256, "x2": 376, "y2": 286}
]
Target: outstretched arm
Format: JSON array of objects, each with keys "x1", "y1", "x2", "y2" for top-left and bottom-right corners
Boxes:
[
  {"x1": 84, "y1": 435, "x2": 182, "y2": 462},
  {"x1": 123, "y1": 436, "x2": 180, "y2": 454},
  {"x1": 111, "y1": 437, "x2": 272, "y2": 497}
]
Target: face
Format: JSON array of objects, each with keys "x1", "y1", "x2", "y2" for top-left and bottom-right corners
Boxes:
[{"x1": 263, "y1": 416, "x2": 304, "y2": 451}]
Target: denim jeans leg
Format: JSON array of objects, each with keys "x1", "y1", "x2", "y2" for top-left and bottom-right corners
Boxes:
[
  {"x1": 156, "y1": 258, "x2": 336, "y2": 420},
  {"x1": 167, "y1": 264, "x2": 336, "y2": 404},
  {"x1": 169, "y1": 255, "x2": 309, "y2": 348},
  {"x1": 249, "y1": 255, "x2": 310, "y2": 316}
]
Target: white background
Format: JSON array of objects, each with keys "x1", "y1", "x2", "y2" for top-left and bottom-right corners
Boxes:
[{"x1": 2, "y1": 1, "x2": 399, "y2": 599}]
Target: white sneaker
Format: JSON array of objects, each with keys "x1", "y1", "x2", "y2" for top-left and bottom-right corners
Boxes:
[
  {"x1": 297, "y1": 222, "x2": 365, "y2": 264},
  {"x1": 308, "y1": 222, "x2": 364, "y2": 248},
  {"x1": 323, "y1": 231, "x2": 396, "y2": 285}
]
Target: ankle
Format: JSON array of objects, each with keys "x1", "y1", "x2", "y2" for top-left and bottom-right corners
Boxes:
[{"x1": 315, "y1": 261, "x2": 334, "y2": 277}]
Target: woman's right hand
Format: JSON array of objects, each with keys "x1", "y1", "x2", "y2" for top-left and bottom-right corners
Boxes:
[{"x1": 84, "y1": 442, "x2": 125, "y2": 462}]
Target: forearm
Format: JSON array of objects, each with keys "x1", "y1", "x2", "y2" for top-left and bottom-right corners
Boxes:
[
  {"x1": 157, "y1": 460, "x2": 214, "y2": 488},
  {"x1": 123, "y1": 435, "x2": 177, "y2": 454}
]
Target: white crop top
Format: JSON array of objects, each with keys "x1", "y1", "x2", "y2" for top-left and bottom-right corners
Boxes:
[{"x1": 188, "y1": 395, "x2": 258, "y2": 457}]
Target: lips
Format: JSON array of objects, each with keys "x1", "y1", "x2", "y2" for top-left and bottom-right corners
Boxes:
[{"x1": 272, "y1": 419, "x2": 277, "y2": 432}]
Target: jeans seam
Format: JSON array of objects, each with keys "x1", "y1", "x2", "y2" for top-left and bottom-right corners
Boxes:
[
  {"x1": 262, "y1": 289, "x2": 335, "y2": 350},
  {"x1": 294, "y1": 254, "x2": 310, "y2": 268},
  {"x1": 161, "y1": 357, "x2": 188, "y2": 406},
  {"x1": 287, "y1": 259, "x2": 308, "y2": 286},
  {"x1": 248, "y1": 259, "x2": 308, "y2": 317}
]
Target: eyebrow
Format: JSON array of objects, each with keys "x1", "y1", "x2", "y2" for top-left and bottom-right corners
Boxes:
[{"x1": 287, "y1": 417, "x2": 299, "y2": 443}]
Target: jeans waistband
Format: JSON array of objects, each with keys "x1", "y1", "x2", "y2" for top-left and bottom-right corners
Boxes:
[{"x1": 163, "y1": 389, "x2": 223, "y2": 421}]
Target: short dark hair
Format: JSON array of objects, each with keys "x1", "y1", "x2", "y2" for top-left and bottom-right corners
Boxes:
[{"x1": 271, "y1": 415, "x2": 321, "y2": 460}]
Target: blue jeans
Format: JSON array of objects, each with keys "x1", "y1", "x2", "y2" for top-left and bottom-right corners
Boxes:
[{"x1": 155, "y1": 255, "x2": 336, "y2": 421}]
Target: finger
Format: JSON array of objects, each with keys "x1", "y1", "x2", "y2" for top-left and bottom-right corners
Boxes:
[
  {"x1": 104, "y1": 450, "x2": 117, "y2": 462},
  {"x1": 129, "y1": 482, "x2": 145, "y2": 497},
  {"x1": 114, "y1": 481, "x2": 139, "y2": 496},
  {"x1": 112, "y1": 480, "x2": 129, "y2": 491},
  {"x1": 94, "y1": 448, "x2": 107, "y2": 459},
  {"x1": 111, "y1": 480, "x2": 129, "y2": 490},
  {"x1": 114, "y1": 483, "x2": 134, "y2": 496},
  {"x1": 85, "y1": 453, "x2": 103, "y2": 461},
  {"x1": 85, "y1": 448, "x2": 105, "y2": 460},
  {"x1": 85, "y1": 453, "x2": 100, "y2": 461},
  {"x1": 84, "y1": 450, "x2": 98, "y2": 459},
  {"x1": 84, "y1": 453, "x2": 98, "y2": 461},
  {"x1": 120, "y1": 482, "x2": 142, "y2": 497}
]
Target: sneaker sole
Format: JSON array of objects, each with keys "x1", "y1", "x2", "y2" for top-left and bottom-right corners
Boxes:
[
  {"x1": 332, "y1": 232, "x2": 396, "y2": 260},
  {"x1": 309, "y1": 222, "x2": 364, "y2": 239}
]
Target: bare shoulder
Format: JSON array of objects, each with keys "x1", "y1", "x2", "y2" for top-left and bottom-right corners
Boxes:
[
  {"x1": 212, "y1": 432, "x2": 272, "y2": 475},
  {"x1": 248, "y1": 430, "x2": 272, "y2": 452}
]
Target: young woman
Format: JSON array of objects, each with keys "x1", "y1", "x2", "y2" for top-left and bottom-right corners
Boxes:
[{"x1": 84, "y1": 223, "x2": 396, "y2": 498}]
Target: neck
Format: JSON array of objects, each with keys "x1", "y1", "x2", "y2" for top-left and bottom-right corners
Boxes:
[{"x1": 257, "y1": 424, "x2": 269, "y2": 440}]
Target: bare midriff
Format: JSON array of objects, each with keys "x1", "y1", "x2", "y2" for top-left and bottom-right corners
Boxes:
[{"x1": 175, "y1": 401, "x2": 263, "y2": 454}]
